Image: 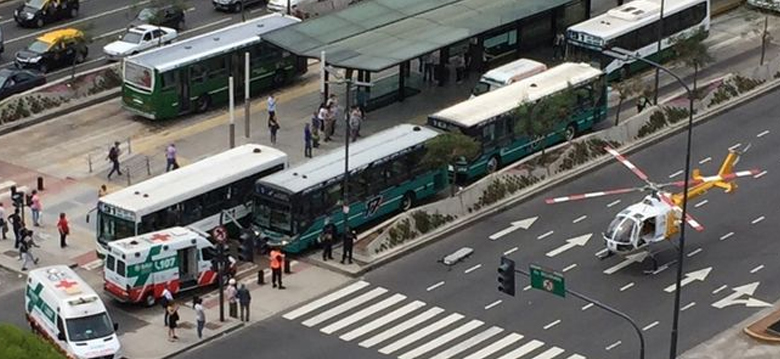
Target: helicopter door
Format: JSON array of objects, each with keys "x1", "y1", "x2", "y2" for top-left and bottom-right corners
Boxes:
[
  {"x1": 654, "y1": 215, "x2": 667, "y2": 239},
  {"x1": 639, "y1": 217, "x2": 656, "y2": 245}
]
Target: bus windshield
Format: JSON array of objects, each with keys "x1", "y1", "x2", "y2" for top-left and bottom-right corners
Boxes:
[
  {"x1": 66, "y1": 313, "x2": 114, "y2": 342},
  {"x1": 254, "y1": 197, "x2": 293, "y2": 235},
  {"x1": 97, "y1": 212, "x2": 135, "y2": 246}
]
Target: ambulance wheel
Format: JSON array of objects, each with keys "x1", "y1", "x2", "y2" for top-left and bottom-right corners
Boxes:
[
  {"x1": 564, "y1": 123, "x2": 577, "y2": 141},
  {"x1": 400, "y1": 192, "x2": 415, "y2": 211},
  {"x1": 144, "y1": 292, "x2": 156, "y2": 307}
]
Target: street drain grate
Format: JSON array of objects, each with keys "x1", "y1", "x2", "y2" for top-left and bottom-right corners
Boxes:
[{"x1": 3, "y1": 250, "x2": 18, "y2": 258}]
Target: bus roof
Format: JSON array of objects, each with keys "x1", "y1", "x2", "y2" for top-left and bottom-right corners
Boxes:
[
  {"x1": 28, "y1": 266, "x2": 101, "y2": 304},
  {"x1": 100, "y1": 144, "x2": 287, "y2": 216},
  {"x1": 259, "y1": 124, "x2": 440, "y2": 194},
  {"x1": 481, "y1": 58, "x2": 546, "y2": 85},
  {"x1": 566, "y1": 0, "x2": 703, "y2": 40},
  {"x1": 127, "y1": 13, "x2": 300, "y2": 72},
  {"x1": 108, "y1": 227, "x2": 200, "y2": 255},
  {"x1": 430, "y1": 63, "x2": 603, "y2": 128}
]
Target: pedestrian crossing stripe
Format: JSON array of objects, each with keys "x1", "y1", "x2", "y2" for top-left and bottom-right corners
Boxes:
[{"x1": 283, "y1": 281, "x2": 589, "y2": 359}]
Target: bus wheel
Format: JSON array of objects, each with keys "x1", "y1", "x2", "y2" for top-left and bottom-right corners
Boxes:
[
  {"x1": 35, "y1": 18, "x2": 44, "y2": 28},
  {"x1": 272, "y1": 72, "x2": 286, "y2": 87},
  {"x1": 564, "y1": 123, "x2": 577, "y2": 141},
  {"x1": 487, "y1": 155, "x2": 501, "y2": 173},
  {"x1": 69, "y1": 7, "x2": 78, "y2": 18},
  {"x1": 400, "y1": 192, "x2": 415, "y2": 211},
  {"x1": 233, "y1": 2, "x2": 243, "y2": 13},
  {"x1": 144, "y1": 292, "x2": 156, "y2": 307},
  {"x1": 196, "y1": 95, "x2": 211, "y2": 113}
]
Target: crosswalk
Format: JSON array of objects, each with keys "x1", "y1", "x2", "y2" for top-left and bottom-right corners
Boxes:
[{"x1": 283, "y1": 281, "x2": 588, "y2": 359}]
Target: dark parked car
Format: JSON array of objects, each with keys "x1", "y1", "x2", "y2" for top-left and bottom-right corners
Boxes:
[
  {"x1": 15, "y1": 0, "x2": 79, "y2": 28},
  {"x1": 0, "y1": 68, "x2": 46, "y2": 100},
  {"x1": 213, "y1": 0, "x2": 265, "y2": 13},
  {"x1": 15, "y1": 29, "x2": 88, "y2": 73},
  {"x1": 131, "y1": 5, "x2": 185, "y2": 30}
]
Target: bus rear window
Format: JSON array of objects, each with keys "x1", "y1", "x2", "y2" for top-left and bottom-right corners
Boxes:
[
  {"x1": 106, "y1": 255, "x2": 115, "y2": 272},
  {"x1": 116, "y1": 260, "x2": 126, "y2": 277},
  {"x1": 124, "y1": 62, "x2": 154, "y2": 91}
]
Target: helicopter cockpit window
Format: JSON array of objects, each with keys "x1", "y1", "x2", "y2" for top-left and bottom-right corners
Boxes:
[{"x1": 606, "y1": 216, "x2": 635, "y2": 244}]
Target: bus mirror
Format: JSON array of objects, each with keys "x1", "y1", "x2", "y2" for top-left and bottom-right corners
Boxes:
[
  {"x1": 57, "y1": 332, "x2": 66, "y2": 341},
  {"x1": 86, "y1": 213, "x2": 90, "y2": 223},
  {"x1": 114, "y1": 322, "x2": 119, "y2": 331}
]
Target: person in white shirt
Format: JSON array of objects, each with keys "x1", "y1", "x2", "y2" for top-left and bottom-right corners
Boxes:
[
  {"x1": 161, "y1": 286, "x2": 173, "y2": 325},
  {"x1": 267, "y1": 94, "x2": 277, "y2": 126}
]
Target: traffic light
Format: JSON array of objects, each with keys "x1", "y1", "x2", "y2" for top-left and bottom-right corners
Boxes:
[
  {"x1": 238, "y1": 232, "x2": 255, "y2": 263},
  {"x1": 10, "y1": 186, "x2": 23, "y2": 209},
  {"x1": 498, "y1": 256, "x2": 516, "y2": 296}
]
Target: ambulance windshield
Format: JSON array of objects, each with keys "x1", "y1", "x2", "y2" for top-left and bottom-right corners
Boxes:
[{"x1": 66, "y1": 313, "x2": 114, "y2": 342}]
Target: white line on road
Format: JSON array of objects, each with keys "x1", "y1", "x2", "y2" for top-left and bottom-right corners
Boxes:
[
  {"x1": 360, "y1": 308, "x2": 444, "y2": 348},
  {"x1": 595, "y1": 248, "x2": 609, "y2": 257},
  {"x1": 720, "y1": 232, "x2": 734, "y2": 241},
  {"x1": 543, "y1": 320, "x2": 561, "y2": 330},
  {"x1": 572, "y1": 215, "x2": 587, "y2": 223},
  {"x1": 537, "y1": 231, "x2": 554, "y2": 240},
  {"x1": 378, "y1": 313, "x2": 463, "y2": 354},
  {"x1": 426, "y1": 281, "x2": 445, "y2": 292},
  {"x1": 681, "y1": 302, "x2": 696, "y2": 312},
  {"x1": 729, "y1": 143, "x2": 742, "y2": 151},
  {"x1": 750, "y1": 265, "x2": 765, "y2": 274},
  {"x1": 484, "y1": 300, "x2": 502, "y2": 310},
  {"x1": 82, "y1": 259, "x2": 104, "y2": 271},
  {"x1": 669, "y1": 170, "x2": 684, "y2": 178},
  {"x1": 712, "y1": 285, "x2": 728, "y2": 294},
  {"x1": 695, "y1": 199, "x2": 708, "y2": 208},
  {"x1": 581, "y1": 303, "x2": 594, "y2": 311},
  {"x1": 620, "y1": 282, "x2": 635, "y2": 292},
  {"x1": 503, "y1": 247, "x2": 518, "y2": 256},
  {"x1": 321, "y1": 294, "x2": 407, "y2": 334},
  {"x1": 340, "y1": 301, "x2": 426, "y2": 342},
  {"x1": 607, "y1": 199, "x2": 621, "y2": 207},
  {"x1": 606, "y1": 340, "x2": 622, "y2": 351},
  {"x1": 562, "y1": 263, "x2": 578, "y2": 273},
  {"x1": 643, "y1": 321, "x2": 660, "y2": 331},
  {"x1": 94, "y1": 28, "x2": 126, "y2": 41},
  {"x1": 755, "y1": 170, "x2": 768, "y2": 179},
  {"x1": 283, "y1": 281, "x2": 369, "y2": 320},
  {"x1": 464, "y1": 264, "x2": 482, "y2": 274},
  {"x1": 699, "y1": 157, "x2": 712, "y2": 164},
  {"x1": 462, "y1": 333, "x2": 524, "y2": 359},
  {"x1": 523, "y1": 285, "x2": 532, "y2": 292},
  {"x1": 303, "y1": 288, "x2": 387, "y2": 327},
  {"x1": 752, "y1": 216, "x2": 765, "y2": 224},
  {"x1": 0, "y1": 18, "x2": 14, "y2": 25},
  {"x1": 758, "y1": 130, "x2": 770, "y2": 138},
  {"x1": 495, "y1": 340, "x2": 544, "y2": 359},
  {"x1": 687, "y1": 248, "x2": 703, "y2": 258}
]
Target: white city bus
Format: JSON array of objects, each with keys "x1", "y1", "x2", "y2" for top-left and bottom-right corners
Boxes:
[
  {"x1": 566, "y1": 0, "x2": 710, "y2": 79},
  {"x1": 94, "y1": 144, "x2": 288, "y2": 256},
  {"x1": 748, "y1": 0, "x2": 780, "y2": 12}
]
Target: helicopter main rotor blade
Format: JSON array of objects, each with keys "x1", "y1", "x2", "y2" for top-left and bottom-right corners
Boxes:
[
  {"x1": 604, "y1": 147, "x2": 654, "y2": 185},
  {"x1": 546, "y1": 187, "x2": 644, "y2": 204},
  {"x1": 658, "y1": 193, "x2": 705, "y2": 232},
  {"x1": 658, "y1": 169, "x2": 761, "y2": 188}
]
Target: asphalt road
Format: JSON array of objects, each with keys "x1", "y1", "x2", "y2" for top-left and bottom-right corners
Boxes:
[
  {"x1": 0, "y1": 0, "x2": 271, "y2": 83},
  {"x1": 179, "y1": 89, "x2": 780, "y2": 359}
]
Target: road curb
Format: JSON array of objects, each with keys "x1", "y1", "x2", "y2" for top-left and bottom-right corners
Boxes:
[
  {"x1": 344, "y1": 73, "x2": 780, "y2": 277},
  {"x1": 157, "y1": 322, "x2": 245, "y2": 359}
]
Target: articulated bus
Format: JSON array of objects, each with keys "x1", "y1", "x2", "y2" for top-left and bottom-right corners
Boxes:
[
  {"x1": 122, "y1": 13, "x2": 306, "y2": 120},
  {"x1": 253, "y1": 124, "x2": 448, "y2": 253},
  {"x1": 428, "y1": 62, "x2": 607, "y2": 185},
  {"x1": 95, "y1": 144, "x2": 288, "y2": 256},
  {"x1": 566, "y1": 0, "x2": 710, "y2": 79}
]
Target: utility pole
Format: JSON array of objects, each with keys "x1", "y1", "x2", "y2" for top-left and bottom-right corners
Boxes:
[
  {"x1": 229, "y1": 76, "x2": 236, "y2": 148},
  {"x1": 244, "y1": 52, "x2": 251, "y2": 138},
  {"x1": 652, "y1": 0, "x2": 665, "y2": 105},
  {"x1": 287, "y1": 0, "x2": 291, "y2": 15}
]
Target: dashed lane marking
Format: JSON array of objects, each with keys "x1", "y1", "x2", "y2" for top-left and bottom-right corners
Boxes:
[
  {"x1": 752, "y1": 216, "x2": 765, "y2": 224},
  {"x1": 426, "y1": 281, "x2": 445, "y2": 292},
  {"x1": 464, "y1": 264, "x2": 482, "y2": 274},
  {"x1": 562, "y1": 264, "x2": 578, "y2": 273},
  {"x1": 643, "y1": 321, "x2": 659, "y2": 331},
  {"x1": 681, "y1": 302, "x2": 696, "y2": 312},
  {"x1": 712, "y1": 285, "x2": 728, "y2": 294},
  {"x1": 695, "y1": 200, "x2": 708, "y2": 208},
  {"x1": 669, "y1": 170, "x2": 683, "y2": 178},
  {"x1": 687, "y1": 248, "x2": 703, "y2": 258},
  {"x1": 754, "y1": 170, "x2": 767, "y2": 179},
  {"x1": 607, "y1": 199, "x2": 621, "y2": 208},
  {"x1": 750, "y1": 265, "x2": 765, "y2": 274},
  {"x1": 484, "y1": 300, "x2": 502, "y2": 310},
  {"x1": 581, "y1": 303, "x2": 594, "y2": 311},
  {"x1": 757, "y1": 130, "x2": 770, "y2": 138},
  {"x1": 620, "y1": 282, "x2": 635, "y2": 292},
  {"x1": 606, "y1": 340, "x2": 622, "y2": 351},
  {"x1": 537, "y1": 231, "x2": 554, "y2": 240},
  {"x1": 720, "y1": 232, "x2": 734, "y2": 241},
  {"x1": 503, "y1": 247, "x2": 518, "y2": 256},
  {"x1": 543, "y1": 320, "x2": 561, "y2": 330},
  {"x1": 699, "y1": 157, "x2": 712, "y2": 164},
  {"x1": 572, "y1": 215, "x2": 587, "y2": 224}
]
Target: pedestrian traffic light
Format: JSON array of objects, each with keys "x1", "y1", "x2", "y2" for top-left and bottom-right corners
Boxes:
[
  {"x1": 238, "y1": 235, "x2": 255, "y2": 263},
  {"x1": 11, "y1": 187, "x2": 24, "y2": 209},
  {"x1": 498, "y1": 256, "x2": 516, "y2": 296}
]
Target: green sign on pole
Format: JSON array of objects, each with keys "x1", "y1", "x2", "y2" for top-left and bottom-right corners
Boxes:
[{"x1": 530, "y1": 264, "x2": 565, "y2": 298}]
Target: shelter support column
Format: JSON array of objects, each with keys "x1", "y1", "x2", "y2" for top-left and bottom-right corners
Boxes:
[
  {"x1": 514, "y1": 20, "x2": 523, "y2": 59},
  {"x1": 438, "y1": 47, "x2": 450, "y2": 87},
  {"x1": 399, "y1": 61, "x2": 408, "y2": 101}
]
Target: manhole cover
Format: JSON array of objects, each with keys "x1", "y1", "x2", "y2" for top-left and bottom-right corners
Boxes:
[{"x1": 3, "y1": 250, "x2": 18, "y2": 258}]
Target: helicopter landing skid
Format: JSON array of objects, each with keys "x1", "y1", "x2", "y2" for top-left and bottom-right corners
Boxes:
[{"x1": 642, "y1": 245, "x2": 680, "y2": 275}]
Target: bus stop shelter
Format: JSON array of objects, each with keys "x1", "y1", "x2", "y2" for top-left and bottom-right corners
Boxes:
[{"x1": 263, "y1": 0, "x2": 590, "y2": 111}]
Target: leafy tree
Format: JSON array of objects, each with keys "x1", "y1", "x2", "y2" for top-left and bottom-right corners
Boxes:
[
  {"x1": 671, "y1": 28, "x2": 714, "y2": 93},
  {"x1": 611, "y1": 78, "x2": 645, "y2": 126},
  {"x1": 0, "y1": 324, "x2": 66, "y2": 359},
  {"x1": 421, "y1": 132, "x2": 479, "y2": 193}
]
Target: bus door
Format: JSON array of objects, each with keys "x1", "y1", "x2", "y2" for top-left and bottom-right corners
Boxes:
[
  {"x1": 178, "y1": 68, "x2": 191, "y2": 114},
  {"x1": 178, "y1": 246, "x2": 198, "y2": 289}
]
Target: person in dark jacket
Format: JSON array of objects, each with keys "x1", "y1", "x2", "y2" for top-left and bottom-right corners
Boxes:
[
  {"x1": 236, "y1": 283, "x2": 251, "y2": 322},
  {"x1": 321, "y1": 218, "x2": 336, "y2": 261},
  {"x1": 341, "y1": 228, "x2": 355, "y2": 264}
]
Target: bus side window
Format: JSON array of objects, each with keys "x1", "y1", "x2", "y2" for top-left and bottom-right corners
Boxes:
[
  {"x1": 191, "y1": 64, "x2": 207, "y2": 83},
  {"x1": 182, "y1": 197, "x2": 203, "y2": 223},
  {"x1": 324, "y1": 183, "x2": 342, "y2": 210}
]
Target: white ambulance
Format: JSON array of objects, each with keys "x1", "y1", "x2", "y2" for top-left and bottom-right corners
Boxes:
[
  {"x1": 104, "y1": 226, "x2": 227, "y2": 307},
  {"x1": 471, "y1": 58, "x2": 547, "y2": 97},
  {"x1": 25, "y1": 266, "x2": 122, "y2": 359}
]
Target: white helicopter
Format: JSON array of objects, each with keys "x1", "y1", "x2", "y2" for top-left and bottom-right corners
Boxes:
[{"x1": 546, "y1": 146, "x2": 759, "y2": 270}]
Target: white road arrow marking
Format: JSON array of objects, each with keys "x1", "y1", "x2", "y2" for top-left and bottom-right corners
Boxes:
[
  {"x1": 664, "y1": 267, "x2": 712, "y2": 293},
  {"x1": 603, "y1": 252, "x2": 648, "y2": 275},
  {"x1": 546, "y1": 234, "x2": 592, "y2": 257},
  {"x1": 712, "y1": 282, "x2": 772, "y2": 309},
  {"x1": 489, "y1": 217, "x2": 538, "y2": 240}
]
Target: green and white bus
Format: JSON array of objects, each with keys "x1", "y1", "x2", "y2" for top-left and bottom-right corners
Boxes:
[
  {"x1": 122, "y1": 13, "x2": 306, "y2": 120},
  {"x1": 566, "y1": 0, "x2": 709, "y2": 79},
  {"x1": 428, "y1": 62, "x2": 607, "y2": 184},
  {"x1": 253, "y1": 124, "x2": 448, "y2": 253},
  {"x1": 95, "y1": 144, "x2": 288, "y2": 256}
]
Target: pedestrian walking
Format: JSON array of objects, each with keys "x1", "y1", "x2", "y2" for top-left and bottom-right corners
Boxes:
[
  {"x1": 237, "y1": 283, "x2": 251, "y2": 322},
  {"x1": 29, "y1": 190, "x2": 41, "y2": 227},
  {"x1": 310, "y1": 110, "x2": 321, "y2": 148},
  {"x1": 0, "y1": 203, "x2": 7, "y2": 240},
  {"x1": 324, "y1": 104, "x2": 336, "y2": 142},
  {"x1": 320, "y1": 218, "x2": 336, "y2": 261},
  {"x1": 553, "y1": 32, "x2": 565, "y2": 60},
  {"x1": 194, "y1": 297, "x2": 205, "y2": 339},
  {"x1": 98, "y1": 184, "x2": 108, "y2": 198},
  {"x1": 269, "y1": 116, "x2": 280, "y2": 145},
  {"x1": 304, "y1": 123, "x2": 313, "y2": 158},
  {"x1": 341, "y1": 228, "x2": 355, "y2": 264},
  {"x1": 20, "y1": 230, "x2": 40, "y2": 271},
  {"x1": 270, "y1": 247, "x2": 285, "y2": 289},
  {"x1": 267, "y1": 94, "x2": 277, "y2": 125},
  {"x1": 165, "y1": 143, "x2": 178, "y2": 172},
  {"x1": 57, "y1": 213, "x2": 69, "y2": 248},
  {"x1": 161, "y1": 285, "x2": 173, "y2": 326},
  {"x1": 8, "y1": 209, "x2": 22, "y2": 249},
  {"x1": 227, "y1": 278, "x2": 238, "y2": 318},
  {"x1": 167, "y1": 302, "x2": 179, "y2": 342},
  {"x1": 106, "y1": 142, "x2": 123, "y2": 179},
  {"x1": 349, "y1": 106, "x2": 362, "y2": 142}
]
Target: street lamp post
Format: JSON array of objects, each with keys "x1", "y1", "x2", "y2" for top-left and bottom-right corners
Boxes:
[{"x1": 603, "y1": 47, "x2": 694, "y2": 359}]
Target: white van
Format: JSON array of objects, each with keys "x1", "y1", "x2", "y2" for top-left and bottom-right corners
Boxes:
[
  {"x1": 471, "y1": 58, "x2": 547, "y2": 97},
  {"x1": 267, "y1": 0, "x2": 363, "y2": 18},
  {"x1": 25, "y1": 266, "x2": 122, "y2": 359}
]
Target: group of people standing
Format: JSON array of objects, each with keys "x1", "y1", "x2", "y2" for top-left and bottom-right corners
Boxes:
[
  {"x1": 319, "y1": 218, "x2": 355, "y2": 265},
  {"x1": 303, "y1": 94, "x2": 365, "y2": 158}
]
